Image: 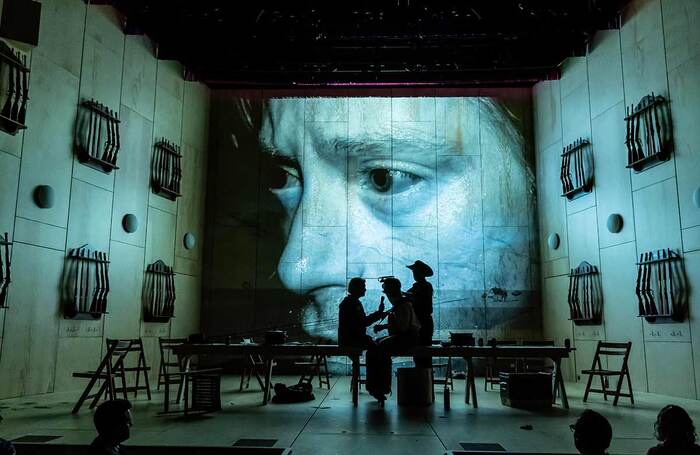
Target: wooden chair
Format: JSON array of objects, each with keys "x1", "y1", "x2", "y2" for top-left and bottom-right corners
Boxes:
[
  {"x1": 157, "y1": 337, "x2": 186, "y2": 392},
  {"x1": 518, "y1": 340, "x2": 555, "y2": 373},
  {"x1": 240, "y1": 354, "x2": 266, "y2": 391},
  {"x1": 71, "y1": 338, "x2": 151, "y2": 413},
  {"x1": 582, "y1": 341, "x2": 633, "y2": 406},
  {"x1": 296, "y1": 354, "x2": 331, "y2": 389},
  {"x1": 484, "y1": 339, "x2": 519, "y2": 390},
  {"x1": 432, "y1": 356, "x2": 454, "y2": 390},
  {"x1": 183, "y1": 368, "x2": 223, "y2": 416}
]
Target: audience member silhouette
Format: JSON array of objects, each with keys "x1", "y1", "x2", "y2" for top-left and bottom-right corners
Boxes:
[
  {"x1": 405, "y1": 260, "x2": 434, "y2": 368},
  {"x1": 365, "y1": 277, "x2": 421, "y2": 405},
  {"x1": 648, "y1": 405, "x2": 700, "y2": 455},
  {"x1": 571, "y1": 410, "x2": 612, "y2": 455},
  {"x1": 0, "y1": 439, "x2": 14, "y2": 455},
  {"x1": 338, "y1": 277, "x2": 386, "y2": 348},
  {"x1": 89, "y1": 399, "x2": 133, "y2": 455}
]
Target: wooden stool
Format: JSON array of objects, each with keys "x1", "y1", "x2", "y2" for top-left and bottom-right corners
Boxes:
[{"x1": 582, "y1": 341, "x2": 634, "y2": 406}]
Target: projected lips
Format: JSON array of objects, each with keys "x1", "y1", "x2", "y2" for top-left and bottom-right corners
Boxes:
[{"x1": 255, "y1": 96, "x2": 536, "y2": 341}]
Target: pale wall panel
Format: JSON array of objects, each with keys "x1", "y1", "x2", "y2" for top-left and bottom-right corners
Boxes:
[
  {"x1": 16, "y1": 53, "x2": 78, "y2": 228},
  {"x1": 121, "y1": 36, "x2": 157, "y2": 121},
  {"x1": 0, "y1": 243, "x2": 62, "y2": 398},
  {"x1": 645, "y1": 341, "x2": 696, "y2": 398},
  {"x1": 668, "y1": 54, "x2": 700, "y2": 229},
  {"x1": 66, "y1": 179, "x2": 112, "y2": 253},
  {"x1": 104, "y1": 241, "x2": 144, "y2": 340},
  {"x1": 110, "y1": 106, "x2": 152, "y2": 248},
  {"x1": 171, "y1": 273, "x2": 201, "y2": 338},
  {"x1": 592, "y1": 103, "x2": 636, "y2": 248},
  {"x1": 53, "y1": 337, "x2": 102, "y2": 392},
  {"x1": 588, "y1": 30, "x2": 625, "y2": 118},
  {"x1": 0, "y1": 151, "x2": 20, "y2": 236},
  {"x1": 632, "y1": 178, "x2": 683, "y2": 253},
  {"x1": 533, "y1": 81, "x2": 562, "y2": 149},
  {"x1": 34, "y1": 0, "x2": 86, "y2": 78},
  {"x1": 662, "y1": 0, "x2": 700, "y2": 73},
  {"x1": 145, "y1": 207, "x2": 176, "y2": 267}
]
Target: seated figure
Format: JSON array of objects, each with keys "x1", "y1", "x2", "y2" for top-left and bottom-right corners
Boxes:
[
  {"x1": 571, "y1": 410, "x2": 612, "y2": 455},
  {"x1": 647, "y1": 405, "x2": 700, "y2": 455}
]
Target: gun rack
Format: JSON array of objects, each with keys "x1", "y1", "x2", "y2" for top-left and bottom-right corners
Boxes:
[
  {"x1": 567, "y1": 261, "x2": 602, "y2": 325},
  {"x1": 76, "y1": 99, "x2": 121, "y2": 173},
  {"x1": 63, "y1": 245, "x2": 110, "y2": 320},
  {"x1": 636, "y1": 249, "x2": 687, "y2": 323},
  {"x1": 625, "y1": 93, "x2": 671, "y2": 172},
  {"x1": 143, "y1": 260, "x2": 176, "y2": 323},
  {"x1": 560, "y1": 138, "x2": 592, "y2": 200},
  {"x1": 0, "y1": 233, "x2": 12, "y2": 308},
  {"x1": 0, "y1": 43, "x2": 30, "y2": 136},
  {"x1": 151, "y1": 139, "x2": 182, "y2": 200}
]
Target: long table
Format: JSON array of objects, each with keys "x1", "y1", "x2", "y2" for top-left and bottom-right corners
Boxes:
[{"x1": 172, "y1": 343, "x2": 573, "y2": 409}]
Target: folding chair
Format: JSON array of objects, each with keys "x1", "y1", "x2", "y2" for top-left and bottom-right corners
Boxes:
[
  {"x1": 485, "y1": 339, "x2": 519, "y2": 390},
  {"x1": 183, "y1": 369, "x2": 223, "y2": 417},
  {"x1": 296, "y1": 354, "x2": 330, "y2": 389},
  {"x1": 71, "y1": 338, "x2": 152, "y2": 413},
  {"x1": 582, "y1": 341, "x2": 633, "y2": 406},
  {"x1": 240, "y1": 354, "x2": 266, "y2": 391},
  {"x1": 157, "y1": 338, "x2": 186, "y2": 392}
]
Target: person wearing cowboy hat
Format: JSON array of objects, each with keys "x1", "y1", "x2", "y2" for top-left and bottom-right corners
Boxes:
[{"x1": 405, "y1": 260, "x2": 434, "y2": 367}]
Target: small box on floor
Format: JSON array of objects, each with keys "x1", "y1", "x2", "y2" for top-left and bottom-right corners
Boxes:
[
  {"x1": 397, "y1": 368, "x2": 433, "y2": 405},
  {"x1": 499, "y1": 372, "x2": 552, "y2": 408}
]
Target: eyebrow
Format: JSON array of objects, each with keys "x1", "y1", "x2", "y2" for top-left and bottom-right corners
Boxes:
[{"x1": 330, "y1": 137, "x2": 463, "y2": 157}]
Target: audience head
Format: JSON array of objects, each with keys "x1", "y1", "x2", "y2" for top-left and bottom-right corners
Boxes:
[
  {"x1": 93, "y1": 399, "x2": 133, "y2": 444},
  {"x1": 0, "y1": 439, "x2": 15, "y2": 455},
  {"x1": 347, "y1": 277, "x2": 366, "y2": 298},
  {"x1": 381, "y1": 277, "x2": 402, "y2": 302},
  {"x1": 655, "y1": 404, "x2": 696, "y2": 445},
  {"x1": 571, "y1": 410, "x2": 612, "y2": 455}
]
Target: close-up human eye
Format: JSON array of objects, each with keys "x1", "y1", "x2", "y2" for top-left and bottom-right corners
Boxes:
[
  {"x1": 267, "y1": 163, "x2": 302, "y2": 192},
  {"x1": 361, "y1": 166, "x2": 425, "y2": 196}
]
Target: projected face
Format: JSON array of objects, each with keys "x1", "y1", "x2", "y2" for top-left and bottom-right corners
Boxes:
[{"x1": 258, "y1": 97, "x2": 533, "y2": 340}]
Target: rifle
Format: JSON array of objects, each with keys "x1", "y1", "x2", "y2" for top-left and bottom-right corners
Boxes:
[
  {"x1": 660, "y1": 249, "x2": 668, "y2": 315},
  {"x1": 101, "y1": 110, "x2": 113, "y2": 162},
  {"x1": 89, "y1": 250, "x2": 101, "y2": 313},
  {"x1": 625, "y1": 106, "x2": 635, "y2": 164},
  {"x1": 1, "y1": 64, "x2": 15, "y2": 119},
  {"x1": 652, "y1": 95, "x2": 663, "y2": 155},
  {"x1": 644, "y1": 253, "x2": 658, "y2": 315},
  {"x1": 17, "y1": 56, "x2": 28, "y2": 125},
  {"x1": 567, "y1": 271, "x2": 576, "y2": 319},
  {"x1": 572, "y1": 272, "x2": 582, "y2": 319},
  {"x1": 633, "y1": 106, "x2": 643, "y2": 161},
  {"x1": 111, "y1": 113, "x2": 121, "y2": 165},
  {"x1": 0, "y1": 234, "x2": 10, "y2": 306},
  {"x1": 666, "y1": 249, "x2": 674, "y2": 315},
  {"x1": 635, "y1": 253, "x2": 645, "y2": 315},
  {"x1": 10, "y1": 59, "x2": 21, "y2": 120}
]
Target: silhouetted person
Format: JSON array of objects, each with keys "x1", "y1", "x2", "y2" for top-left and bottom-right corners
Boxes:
[
  {"x1": 0, "y1": 439, "x2": 15, "y2": 455},
  {"x1": 571, "y1": 410, "x2": 612, "y2": 455},
  {"x1": 648, "y1": 405, "x2": 700, "y2": 455},
  {"x1": 406, "y1": 260, "x2": 434, "y2": 369},
  {"x1": 89, "y1": 399, "x2": 133, "y2": 455},
  {"x1": 338, "y1": 278, "x2": 386, "y2": 347},
  {"x1": 365, "y1": 277, "x2": 421, "y2": 404}
]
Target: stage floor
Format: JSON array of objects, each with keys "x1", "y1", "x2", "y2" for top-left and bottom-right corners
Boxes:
[{"x1": 1, "y1": 376, "x2": 697, "y2": 454}]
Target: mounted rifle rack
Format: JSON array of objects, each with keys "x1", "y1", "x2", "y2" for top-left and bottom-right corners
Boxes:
[
  {"x1": 625, "y1": 93, "x2": 671, "y2": 172},
  {"x1": 63, "y1": 245, "x2": 110, "y2": 320},
  {"x1": 0, "y1": 42, "x2": 30, "y2": 136},
  {"x1": 567, "y1": 261, "x2": 602, "y2": 325},
  {"x1": 143, "y1": 260, "x2": 176, "y2": 323},
  {"x1": 560, "y1": 138, "x2": 592, "y2": 200},
  {"x1": 76, "y1": 99, "x2": 121, "y2": 173},
  {"x1": 635, "y1": 249, "x2": 687, "y2": 323},
  {"x1": 0, "y1": 233, "x2": 12, "y2": 308},
  {"x1": 151, "y1": 139, "x2": 182, "y2": 200}
]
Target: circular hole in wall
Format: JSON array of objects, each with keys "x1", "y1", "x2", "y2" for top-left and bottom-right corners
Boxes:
[
  {"x1": 122, "y1": 214, "x2": 139, "y2": 233},
  {"x1": 693, "y1": 187, "x2": 700, "y2": 209},
  {"x1": 184, "y1": 232, "x2": 196, "y2": 250},
  {"x1": 606, "y1": 213, "x2": 624, "y2": 234},
  {"x1": 547, "y1": 233, "x2": 560, "y2": 250},
  {"x1": 33, "y1": 185, "x2": 55, "y2": 209}
]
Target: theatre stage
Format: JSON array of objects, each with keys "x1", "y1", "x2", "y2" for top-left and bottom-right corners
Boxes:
[{"x1": 1, "y1": 375, "x2": 696, "y2": 454}]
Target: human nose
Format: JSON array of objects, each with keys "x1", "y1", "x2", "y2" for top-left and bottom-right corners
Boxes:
[{"x1": 277, "y1": 171, "x2": 347, "y2": 292}]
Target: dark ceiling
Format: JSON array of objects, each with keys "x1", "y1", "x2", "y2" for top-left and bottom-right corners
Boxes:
[{"x1": 105, "y1": 0, "x2": 631, "y2": 88}]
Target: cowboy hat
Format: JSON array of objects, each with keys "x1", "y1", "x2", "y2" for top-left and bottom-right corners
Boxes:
[{"x1": 406, "y1": 260, "x2": 433, "y2": 277}]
